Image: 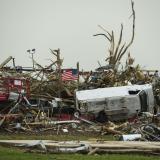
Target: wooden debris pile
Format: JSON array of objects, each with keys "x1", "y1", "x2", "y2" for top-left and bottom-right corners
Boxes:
[{"x1": 0, "y1": 48, "x2": 160, "y2": 139}]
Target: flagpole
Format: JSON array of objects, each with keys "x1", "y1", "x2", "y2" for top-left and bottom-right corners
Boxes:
[{"x1": 77, "y1": 62, "x2": 79, "y2": 90}]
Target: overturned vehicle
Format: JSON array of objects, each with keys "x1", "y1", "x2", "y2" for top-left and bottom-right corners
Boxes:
[{"x1": 75, "y1": 84, "x2": 154, "y2": 121}]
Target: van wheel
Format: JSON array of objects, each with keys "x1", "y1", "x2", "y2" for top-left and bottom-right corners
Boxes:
[
  {"x1": 96, "y1": 110, "x2": 108, "y2": 123},
  {"x1": 74, "y1": 110, "x2": 81, "y2": 118}
]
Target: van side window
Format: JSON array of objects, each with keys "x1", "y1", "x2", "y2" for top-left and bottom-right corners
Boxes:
[{"x1": 128, "y1": 90, "x2": 140, "y2": 95}]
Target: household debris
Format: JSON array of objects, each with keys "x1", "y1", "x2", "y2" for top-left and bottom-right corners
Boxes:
[
  {"x1": 0, "y1": 140, "x2": 160, "y2": 155},
  {"x1": 0, "y1": 49, "x2": 160, "y2": 141}
]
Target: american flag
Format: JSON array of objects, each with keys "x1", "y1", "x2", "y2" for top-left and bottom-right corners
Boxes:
[{"x1": 62, "y1": 69, "x2": 78, "y2": 81}]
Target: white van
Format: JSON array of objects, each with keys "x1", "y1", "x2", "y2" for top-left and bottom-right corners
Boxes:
[{"x1": 75, "y1": 84, "x2": 154, "y2": 121}]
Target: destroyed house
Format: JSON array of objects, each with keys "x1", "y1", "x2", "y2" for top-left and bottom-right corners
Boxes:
[{"x1": 75, "y1": 84, "x2": 154, "y2": 121}]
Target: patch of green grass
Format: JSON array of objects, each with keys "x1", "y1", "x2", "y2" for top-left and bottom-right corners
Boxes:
[
  {"x1": 0, "y1": 133, "x2": 116, "y2": 141},
  {"x1": 0, "y1": 134, "x2": 158, "y2": 160},
  {"x1": 0, "y1": 146, "x2": 159, "y2": 160}
]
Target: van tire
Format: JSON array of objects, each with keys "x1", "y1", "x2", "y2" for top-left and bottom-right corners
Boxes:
[
  {"x1": 74, "y1": 110, "x2": 81, "y2": 118},
  {"x1": 96, "y1": 110, "x2": 108, "y2": 123}
]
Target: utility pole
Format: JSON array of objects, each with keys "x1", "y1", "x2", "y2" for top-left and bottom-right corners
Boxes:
[
  {"x1": 56, "y1": 49, "x2": 62, "y2": 98},
  {"x1": 12, "y1": 58, "x2": 16, "y2": 69},
  {"x1": 27, "y1": 49, "x2": 36, "y2": 69},
  {"x1": 51, "y1": 48, "x2": 62, "y2": 98}
]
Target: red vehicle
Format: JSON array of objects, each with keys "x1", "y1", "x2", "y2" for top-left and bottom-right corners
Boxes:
[{"x1": 0, "y1": 77, "x2": 30, "y2": 103}]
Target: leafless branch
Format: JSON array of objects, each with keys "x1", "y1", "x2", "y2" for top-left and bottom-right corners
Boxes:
[
  {"x1": 113, "y1": 24, "x2": 123, "y2": 62},
  {"x1": 117, "y1": 0, "x2": 135, "y2": 61},
  {"x1": 93, "y1": 34, "x2": 111, "y2": 41}
]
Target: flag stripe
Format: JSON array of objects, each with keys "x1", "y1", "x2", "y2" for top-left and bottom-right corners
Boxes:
[{"x1": 62, "y1": 69, "x2": 78, "y2": 81}]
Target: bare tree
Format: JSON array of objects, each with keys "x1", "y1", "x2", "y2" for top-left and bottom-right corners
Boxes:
[{"x1": 93, "y1": 0, "x2": 135, "y2": 70}]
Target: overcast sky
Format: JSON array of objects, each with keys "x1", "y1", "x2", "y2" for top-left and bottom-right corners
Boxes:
[{"x1": 0, "y1": 0, "x2": 160, "y2": 70}]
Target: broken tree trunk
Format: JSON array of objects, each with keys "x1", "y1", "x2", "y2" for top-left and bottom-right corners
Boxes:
[{"x1": 93, "y1": 0, "x2": 135, "y2": 70}]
